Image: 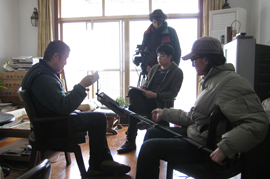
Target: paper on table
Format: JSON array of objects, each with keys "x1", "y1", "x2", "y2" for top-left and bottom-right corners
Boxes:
[
  {"x1": 128, "y1": 86, "x2": 146, "y2": 92},
  {"x1": 92, "y1": 71, "x2": 99, "y2": 84}
]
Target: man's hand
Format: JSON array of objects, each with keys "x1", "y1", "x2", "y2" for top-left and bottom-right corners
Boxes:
[
  {"x1": 152, "y1": 108, "x2": 163, "y2": 123},
  {"x1": 80, "y1": 75, "x2": 93, "y2": 88},
  {"x1": 143, "y1": 90, "x2": 157, "y2": 99},
  {"x1": 210, "y1": 147, "x2": 227, "y2": 165}
]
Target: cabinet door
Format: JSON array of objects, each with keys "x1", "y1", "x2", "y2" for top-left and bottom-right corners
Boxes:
[{"x1": 211, "y1": 12, "x2": 236, "y2": 42}]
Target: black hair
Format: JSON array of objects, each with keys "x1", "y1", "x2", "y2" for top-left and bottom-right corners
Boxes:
[
  {"x1": 205, "y1": 54, "x2": 226, "y2": 66},
  {"x1": 43, "y1": 40, "x2": 70, "y2": 61},
  {"x1": 198, "y1": 54, "x2": 226, "y2": 73},
  {"x1": 152, "y1": 17, "x2": 165, "y2": 23},
  {"x1": 156, "y1": 44, "x2": 174, "y2": 61},
  {"x1": 149, "y1": 9, "x2": 167, "y2": 22}
]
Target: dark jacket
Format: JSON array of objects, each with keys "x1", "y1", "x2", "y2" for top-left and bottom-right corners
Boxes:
[
  {"x1": 142, "y1": 23, "x2": 181, "y2": 67},
  {"x1": 143, "y1": 62, "x2": 183, "y2": 108},
  {"x1": 22, "y1": 59, "x2": 86, "y2": 117}
]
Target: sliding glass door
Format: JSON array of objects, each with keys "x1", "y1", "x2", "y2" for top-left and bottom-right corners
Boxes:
[{"x1": 63, "y1": 21, "x2": 121, "y2": 99}]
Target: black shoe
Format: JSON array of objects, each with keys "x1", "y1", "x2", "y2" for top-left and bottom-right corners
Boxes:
[
  {"x1": 87, "y1": 168, "x2": 110, "y2": 177},
  {"x1": 136, "y1": 121, "x2": 151, "y2": 130},
  {"x1": 100, "y1": 160, "x2": 131, "y2": 175},
  {"x1": 117, "y1": 141, "x2": 136, "y2": 154}
]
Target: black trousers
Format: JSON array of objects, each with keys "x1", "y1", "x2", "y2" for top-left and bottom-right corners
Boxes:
[
  {"x1": 136, "y1": 127, "x2": 205, "y2": 179},
  {"x1": 126, "y1": 88, "x2": 168, "y2": 143},
  {"x1": 43, "y1": 111, "x2": 112, "y2": 170},
  {"x1": 74, "y1": 112, "x2": 113, "y2": 170}
]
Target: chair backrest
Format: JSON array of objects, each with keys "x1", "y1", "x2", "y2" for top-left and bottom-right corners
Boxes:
[
  {"x1": 207, "y1": 107, "x2": 230, "y2": 149},
  {"x1": 17, "y1": 159, "x2": 51, "y2": 179},
  {"x1": 18, "y1": 87, "x2": 38, "y2": 127},
  {"x1": 204, "y1": 107, "x2": 243, "y2": 178}
]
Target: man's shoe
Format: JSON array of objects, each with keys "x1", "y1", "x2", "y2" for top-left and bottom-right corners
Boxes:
[
  {"x1": 117, "y1": 141, "x2": 136, "y2": 154},
  {"x1": 100, "y1": 160, "x2": 131, "y2": 175},
  {"x1": 136, "y1": 121, "x2": 151, "y2": 130}
]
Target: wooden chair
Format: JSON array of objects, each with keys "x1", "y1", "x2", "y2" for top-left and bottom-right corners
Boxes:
[
  {"x1": 166, "y1": 107, "x2": 244, "y2": 179},
  {"x1": 17, "y1": 159, "x2": 51, "y2": 179},
  {"x1": 18, "y1": 88, "x2": 87, "y2": 178}
]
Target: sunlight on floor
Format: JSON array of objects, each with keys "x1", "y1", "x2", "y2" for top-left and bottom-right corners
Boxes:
[{"x1": 174, "y1": 170, "x2": 194, "y2": 179}]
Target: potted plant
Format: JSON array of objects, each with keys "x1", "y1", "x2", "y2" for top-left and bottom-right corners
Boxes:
[
  {"x1": 116, "y1": 97, "x2": 128, "y2": 107},
  {"x1": 115, "y1": 97, "x2": 129, "y2": 125}
]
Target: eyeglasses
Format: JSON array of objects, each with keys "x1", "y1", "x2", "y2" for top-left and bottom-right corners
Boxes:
[
  {"x1": 191, "y1": 56, "x2": 202, "y2": 61},
  {"x1": 191, "y1": 55, "x2": 203, "y2": 66}
]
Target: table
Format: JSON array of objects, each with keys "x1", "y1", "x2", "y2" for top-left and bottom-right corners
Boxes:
[{"x1": 0, "y1": 109, "x2": 30, "y2": 161}]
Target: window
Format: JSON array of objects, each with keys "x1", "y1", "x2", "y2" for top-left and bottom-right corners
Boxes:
[
  {"x1": 62, "y1": 21, "x2": 121, "y2": 99},
  {"x1": 152, "y1": 0, "x2": 199, "y2": 14},
  {"x1": 59, "y1": 0, "x2": 200, "y2": 110},
  {"x1": 61, "y1": 0, "x2": 102, "y2": 18},
  {"x1": 105, "y1": 0, "x2": 149, "y2": 16}
]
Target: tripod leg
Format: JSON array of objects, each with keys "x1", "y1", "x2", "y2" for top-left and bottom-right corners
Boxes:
[{"x1": 137, "y1": 73, "x2": 142, "y2": 87}]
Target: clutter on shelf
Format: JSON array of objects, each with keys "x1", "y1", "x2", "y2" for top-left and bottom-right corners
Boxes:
[{"x1": 1, "y1": 56, "x2": 41, "y2": 72}]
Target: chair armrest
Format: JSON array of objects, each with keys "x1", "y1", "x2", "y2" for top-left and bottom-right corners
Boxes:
[{"x1": 33, "y1": 113, "x2": 76, "y2": 123}]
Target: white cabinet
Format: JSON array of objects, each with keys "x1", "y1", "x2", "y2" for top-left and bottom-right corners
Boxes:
[{"x1": 209, "y1": 7, "x2": 247, "y2": 43}]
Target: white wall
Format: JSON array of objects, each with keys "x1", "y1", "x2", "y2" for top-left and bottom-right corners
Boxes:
[
  {"x1": 224, "y1": 0, "x2": 270, "y2": 45},
  {"x1": 0, "y1": 0, "x2": 37, "y2": 66},
  {"x1": 19, "y1": 0, "x2": 38, "y2": 57},
  {"x1": 259, "y1": 0, "x2": 270, "y2": 45},
  {"x1": 0, "y1": 0, "x2": 20, "y2": 64},
  {"x1": 222, "y1": 0, "x2": 251, "y2": 36}
]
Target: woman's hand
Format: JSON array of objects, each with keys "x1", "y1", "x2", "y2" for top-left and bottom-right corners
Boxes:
[
  {"x1": 152, "y1": 108, "x2": 163, "y2": 123},
  {"x1": 210, "y1": 148, "x2": 227, "y2": 165}
]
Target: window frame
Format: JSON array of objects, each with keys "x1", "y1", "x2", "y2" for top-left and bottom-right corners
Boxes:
[{"x1": 55, "y1": 0, "x2": 203, "y2": 99}]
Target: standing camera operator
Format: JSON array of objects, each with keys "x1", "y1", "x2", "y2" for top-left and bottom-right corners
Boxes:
[{"x1": 141, "y1": 9, "x2": 181, "y2": 71}]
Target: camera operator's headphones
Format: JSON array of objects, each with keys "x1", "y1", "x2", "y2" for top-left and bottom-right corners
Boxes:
[{"x1": 149, "y1": 9, "x2": 167, "y2": 22}]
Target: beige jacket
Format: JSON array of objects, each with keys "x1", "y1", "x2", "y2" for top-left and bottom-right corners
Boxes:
[{"x1": 162, "y1": 63, "x2": 269, "y2": 158}]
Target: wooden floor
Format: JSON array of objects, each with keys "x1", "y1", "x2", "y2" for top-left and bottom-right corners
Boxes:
[{"x1": 0, "y1": 126, "x2": 171, "y2": 179}]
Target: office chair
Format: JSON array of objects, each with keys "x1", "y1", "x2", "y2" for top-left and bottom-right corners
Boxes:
[
  {"x1": 18, "y1": 88, "x2": 87, "y2": 178},
  {"x1": 166, "y1": 107, "x2": 244, "y2": 179},
  {"x1": 17, "y1": 159, "x2": 51, "y2": 179}
]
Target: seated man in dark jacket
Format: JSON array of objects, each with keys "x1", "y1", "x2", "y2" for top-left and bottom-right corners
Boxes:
[
  {"x1": 117, "y1": 44, "x2": 183, "y2": 154},
  {"x1": 21, "y1": 40, "x2": 130, "y2": 177}
]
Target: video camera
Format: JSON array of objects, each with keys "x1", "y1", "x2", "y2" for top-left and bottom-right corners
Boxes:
[{"x1": 133, "y1": 45, "x2": 149, "y2": 75}]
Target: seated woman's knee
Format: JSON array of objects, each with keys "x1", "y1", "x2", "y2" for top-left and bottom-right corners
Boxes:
[{"x1": 144, "y1": 127, "x2": 161, "y2": 141}]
